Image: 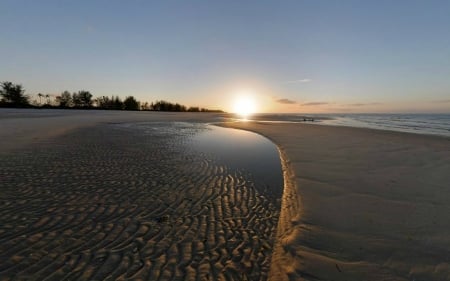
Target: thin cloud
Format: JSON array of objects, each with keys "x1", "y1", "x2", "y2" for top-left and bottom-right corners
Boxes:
[
  {"x1": 282, "y1": 78, "x2": 312, "y2": 84},
  {"x1": 276, "y1": 98, "x2": 297, "y2": 104},
  {"x1": 301, "y1": 102, "x2": 329, "y2": 106}
]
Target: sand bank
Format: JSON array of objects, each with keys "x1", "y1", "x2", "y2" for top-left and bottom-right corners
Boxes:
[{"x1": 222, "y1": 121, "x2": 450, "y2": 281}]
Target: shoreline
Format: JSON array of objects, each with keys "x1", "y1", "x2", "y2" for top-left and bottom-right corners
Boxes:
[
  {"x1": 221, "y1": 121, "x2": 450, "y2": 281},
  {"x1": 242, "y1": 112, "x2": 450, "y2": 138}
]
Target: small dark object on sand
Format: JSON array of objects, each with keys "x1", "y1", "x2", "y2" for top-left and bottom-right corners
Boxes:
[{"x1": 155, "y1": 215, "x2": 170, "y2": 223}]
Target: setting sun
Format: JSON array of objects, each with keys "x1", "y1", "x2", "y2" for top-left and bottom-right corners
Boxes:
[{"x1": 233, "y1": 96, "x2": 256, "y2": 118}]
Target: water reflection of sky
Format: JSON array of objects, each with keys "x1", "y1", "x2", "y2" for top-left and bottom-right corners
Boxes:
[{"x1": 189, "y1": 125, "x2": 283, "y2": 200}]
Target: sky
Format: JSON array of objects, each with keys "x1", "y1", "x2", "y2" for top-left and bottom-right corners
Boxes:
[{"x1": 1, "y1": 0, "x2": 450, "y2": 113}]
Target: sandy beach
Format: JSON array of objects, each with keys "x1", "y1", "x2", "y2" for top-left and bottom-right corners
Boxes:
[
  {"x1": 223, "y1": 121, "x2": 450, "y2": 281},
  {"x1": 1, "y1": 109, "x2": 450, "y2": 280},
  {"x1": 0, "y1": 109, "x2": 227, "y2": 152},
  {"x1": 0, "y1": 110, "x2": 279, "y2": 280}
]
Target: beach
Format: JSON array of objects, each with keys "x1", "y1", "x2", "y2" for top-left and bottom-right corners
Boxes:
[
  {"x1": 223, "y1": 121, "x2": 450, "y2": 281},
  {"x1": 1, "y1": 110, "x2": 450, "y2": 280},
  {"x1": 0, "y1": 110, "x2": 280, "y2": 280}
]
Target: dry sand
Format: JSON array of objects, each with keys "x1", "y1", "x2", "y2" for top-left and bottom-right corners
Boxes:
[{"x1": 222, "y1": 121, "x2": 450, "y2": 281}]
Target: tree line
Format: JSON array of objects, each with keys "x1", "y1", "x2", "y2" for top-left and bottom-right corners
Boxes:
[{"x1": 0, "y1": 81, "x2": 222, "y2": 112}]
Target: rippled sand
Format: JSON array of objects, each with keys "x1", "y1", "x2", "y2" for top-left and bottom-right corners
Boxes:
[
  {"x1": 0, "y1": 121, "x2": 280, "y2": 280},
  {"x1": 223, "y1": 121, "x2": 450, "y2": 281}
]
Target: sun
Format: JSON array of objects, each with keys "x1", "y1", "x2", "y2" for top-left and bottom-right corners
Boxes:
[{"x1": 233, "y1": 96, "x2": 256, "y2": 118}]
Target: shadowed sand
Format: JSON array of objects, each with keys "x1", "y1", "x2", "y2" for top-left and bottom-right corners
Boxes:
[
  {"x1": 222, "y1": 121, "x2": 450, "y2": 281},
  {"x1": 0, "y1": 111, "x2": 279, "y2": 280}
]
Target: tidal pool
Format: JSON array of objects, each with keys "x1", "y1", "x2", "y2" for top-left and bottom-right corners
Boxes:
[{"x1": 189, "y1": 125, "x2": 284, "y2": 202}]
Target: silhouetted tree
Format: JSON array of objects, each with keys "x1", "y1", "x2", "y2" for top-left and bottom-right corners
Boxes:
[
  {"x1": 95, "y1": 95, "x2": 126, "y2": 110},
  {"x1": 151, "y1": 100, "x2": 187, "y2": 111},
  {"x1": 72, "y1": 90, "x2": 92, "y2": 108},
  {"x1": 141, "y1": 101, "x2": 150, "y2": 110},
  {"x1": 1, "y1": 81, "x2": 222, "y2": 112},
  {"x1": 96, "y1": 96, "x2": 110, "y2": 109},
  {"x1": 188, "y1": 106, "x2": 200, "y2": 112},
  {"x1": 123, "y1": 96, "x2": 140, "y2": 111},
  {"x1": 113, "y1": 96, "x2": 123, "y2": 110},
  {"x1": 72, "y1": 92, "x2": 81, "y2": 107},
  {"x1": 79, "y1": 91, "x2": 93, "y2": 107},
  {"x1": 0, "y1": 81, "x2": 29, "y2": 107},
  {"x1": 174, "y1": 103, "x2": 186, "y2": 111},
  {"x1": 56, "y1": 91, "x2": 72, "y2": 107}
]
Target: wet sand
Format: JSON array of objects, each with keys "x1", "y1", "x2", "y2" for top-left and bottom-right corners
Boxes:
[
  {"x1": 222, "y1": 121, "x2": 450, "y2": 281},
  {"x1": 2, "y1": 109, "x2": 450, "y2": 280},
  {"x1": 0, "y1": 109, "x2": 227, "y2": 152},
  {"x1": 0, "y1": 112, "x2": 280, "y2": 280}
]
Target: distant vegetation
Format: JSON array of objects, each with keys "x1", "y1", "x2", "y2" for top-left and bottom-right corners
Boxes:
[
  {"x1": 0, "y1": 81, "x2": 223, "y2": 112},
  {"x1": 0, "y1": 81, "x2": 30, "y2": 107}
]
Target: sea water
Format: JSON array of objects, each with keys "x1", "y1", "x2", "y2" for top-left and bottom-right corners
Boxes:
[{"x1": 249, "y1": 113, "x2": 450, "y2": 137}]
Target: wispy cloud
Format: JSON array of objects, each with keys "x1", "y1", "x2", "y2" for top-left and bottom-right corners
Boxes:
[
  {"x1": 276, "y1": 98, "x2": 297, "y2": 104},
  {"x1": 301, "y1": 102, "x2": 329, "y2": 106},
  {"x1": 282, "y1": 78, "x2": 311, "y2": 84}
]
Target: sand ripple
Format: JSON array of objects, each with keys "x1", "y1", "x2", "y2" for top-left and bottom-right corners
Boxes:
[{"x1": 0, "y1": 122, "x2": 281, "y2": 280}]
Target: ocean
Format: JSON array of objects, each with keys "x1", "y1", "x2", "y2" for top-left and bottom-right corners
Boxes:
[{"x1": 247, "y1": 113, "x2": 450, "y2": 138}]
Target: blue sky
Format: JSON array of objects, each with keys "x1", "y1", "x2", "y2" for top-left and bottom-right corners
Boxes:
[{"x1": 1, "y1": 0, "x2": 450, "y2": 113}]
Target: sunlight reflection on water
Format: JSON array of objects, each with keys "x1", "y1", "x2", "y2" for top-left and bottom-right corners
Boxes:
[{"x1": 189, "y1": 125, "x2": 284, "y2": 200}]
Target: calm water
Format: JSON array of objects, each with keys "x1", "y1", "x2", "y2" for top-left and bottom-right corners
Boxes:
[
  {"x1": 120, "y1": 122, "x2": 284, "y2": 203},
  {"x1": 247, "y1": 113, "x2": 450, "y2": 137},
  {"x1": 190, "y1": 125, "x2": 284, "y2": 200}
]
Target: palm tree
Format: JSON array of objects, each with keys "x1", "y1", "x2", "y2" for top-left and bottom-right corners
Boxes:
[
  {"x1": 0, "y1": 81, "x2": 29, "y2": 106},
  {"x1": 45, "y1": 94, "x2": 50, "y2": 105},
  {"x1": 38, "y1": 93, "x2": 43, "y2": 105}
]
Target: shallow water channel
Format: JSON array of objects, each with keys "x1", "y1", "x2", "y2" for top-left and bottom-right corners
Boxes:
[{"x1": 190, "y1": 125, "x2": 284, "y2": 203}]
